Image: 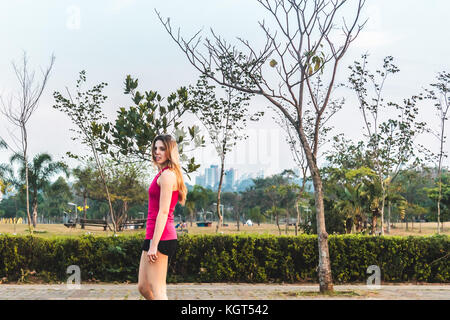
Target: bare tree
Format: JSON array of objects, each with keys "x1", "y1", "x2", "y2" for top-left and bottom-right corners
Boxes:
[
  {"x1": 0, "y1": 51, "x2": 55, "y2": 232},
  {"x1": 157, "y1": 0, "x2": 366, "y2": 293},
  {"x1": 274, "y1": 75, "x2": 344, "y2": 234},
  {"x1": 189, "y1": 74, "x2": 263, "y2": 233}
]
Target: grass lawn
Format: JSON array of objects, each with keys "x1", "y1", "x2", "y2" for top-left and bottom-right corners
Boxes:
[{"x1": 0, "y1": 221, "x2": 448, "y2": 238}]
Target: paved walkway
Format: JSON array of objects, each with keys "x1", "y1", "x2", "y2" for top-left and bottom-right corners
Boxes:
[{"x1": 0, "y1": 283, "x2": 449, "y2": 300}]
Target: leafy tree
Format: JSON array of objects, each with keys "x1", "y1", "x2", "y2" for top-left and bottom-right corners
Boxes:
[
  {"x1": 53, "y1": 70, "x2": 118, "y2": 233},
  {"x1": 41, "y1": 176, "x2": 73, "y2": 220},
  {"x1": 96, "y1": 75, "x2": 205, "y2": 177},
  {"x1": 323, "y1": 135, "x2": 371, "y2": 233},
  {"x1": 221, "y1": 191, "x2": 246, "y2": 229},
  {"x1": 423, "y1": 71, "x2": 450, "y2": 233},
  {"x1": 72, "y1": 161, "x2": 96, "y2": 222},
  {"x1": 184, "y1": 185, "x2": 210, "y2": 226},
  {"x1": 278, "y1": 183, "x2": 301, "y2": 234},
  {"x1": 241, "y1": 174, "x2": 287, "y2": 218},
  {"x1": 84, "y1": 158, "x2": 148, "y2": 229},
  {"x1": 264, "y1": 181, "x2": 300, "y2": 235},
  {"x1": 247, "y1": 206, "x2": 265, "y2": 226},
  {"x1": 104, "y1": 159, "x2": 148, "y2": 229},
  {"x1": 323, "y1": 135, "x2": 399, "y2": 235},
  {"x1": 424, "y1": 170, "x2": 450, "y2": 224},
  {"x1": 346, "y1": 55, "x2": 427, "y2": 234}
]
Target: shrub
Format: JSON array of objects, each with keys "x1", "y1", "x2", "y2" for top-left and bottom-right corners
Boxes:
[{"x1": 0, "y1": 233, "x2": 448, "y2": 283}]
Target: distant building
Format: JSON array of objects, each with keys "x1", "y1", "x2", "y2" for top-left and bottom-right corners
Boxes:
[
  {"x1": 200, "y1": 164, "x2": 218, "y2": 189},
  {"x1": 210, "y1": 165, "x2": 219, "y2": 188},
  {"x1": 224, "y1": 168, "x2": 237, "y2": 191},
  {"x1": 195, "y1": 174, "x2": 205, "y2": 187},
  {"x1": 205, "y1": 167, "x2": 212, "y2": 188}
]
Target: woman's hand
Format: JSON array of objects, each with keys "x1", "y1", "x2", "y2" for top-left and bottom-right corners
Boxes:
[{"x1": 147, "y1": 241, "x2": 158, "y2": 263}]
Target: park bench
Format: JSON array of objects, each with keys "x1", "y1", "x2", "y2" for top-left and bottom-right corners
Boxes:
[
  {"x1": 119, "y1": 219, "x2": 146, "y2": 231},
  {"x1": 79, "y1": 218, "x2": 108, "y2": 231}
]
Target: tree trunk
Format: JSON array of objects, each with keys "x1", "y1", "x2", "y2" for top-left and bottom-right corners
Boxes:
[
  {"x1": 285, "y1": 210, "x2": 289, "y2": 235},
  {"x1": 13, "y1": 197, "x2": 18, "y2": 234},
  {"x1": 118, "y1": 200, "x2": 129, "y2": 231},
  {"x1": 296, "y1": 124, "x2": 333, "y2": 293},
  {"x1": 32, "y1": 199, "x2": 38, "y2": 228},
  {"x1": 437, "y1": 179, "x2": 442, "y2": 234},
  {"x1": 189, "y1": 204, "x2": 194, "y2": 227},
  {"x1": 437, "y1": 113, "x2": 445, "y2": 234},
  {"x1": 82, "y1": 194, "x2": 87, "y2": 229},
  {"x1": 215, "y1": 158, "x2": 225, "y2": 233},
  {"x1": 355, "y1": 215, "x2": 362, "y2": 233},
  {"x1": 91, "y1": 146, "x2": 116, "y2": 233},
  {"x1": 380, "y1": 184, "x2": 386, "y2": 235},
  {"x1": 83, "y1": 194, "x2": 87, "y2": 219},
  {"x1": 387, "y1": 201, "x2": 391, "y2": 234},
  {"x1": 310, "y1": 167, "x2": 334, "y2": 293},
  {"x1": 275, "y1": 209, "x2": 281, "y2": 235},
  {"x1": 24, "y1": 147, "x2": 33, "y2": 233},
  {"x1": 345, "y1": 218, "x2": 353, "y2": 234},
  {"x1": 371, "y1": 209, "x2": 378, "y2": 235}
]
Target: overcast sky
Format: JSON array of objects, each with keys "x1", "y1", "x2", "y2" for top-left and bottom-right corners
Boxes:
[{"x1": 0, "y1": 0, "x2": 449, "y2": 184}]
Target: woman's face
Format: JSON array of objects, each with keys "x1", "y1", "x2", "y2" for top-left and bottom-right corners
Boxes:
[{"x1": 153, "y1": 140, "x2": 168, "y2": 166}]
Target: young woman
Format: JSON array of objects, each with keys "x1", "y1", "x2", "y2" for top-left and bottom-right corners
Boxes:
[{"x1": 138, "y1": 134, "x2": 187, "y2": 300}]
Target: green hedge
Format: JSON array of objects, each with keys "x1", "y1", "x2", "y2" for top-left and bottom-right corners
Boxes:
[{"x1": 0, "y1": 233, "x2": 448, "y2": 283}]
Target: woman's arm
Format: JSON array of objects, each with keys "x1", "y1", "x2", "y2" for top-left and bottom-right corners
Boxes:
[{"x1": 148, "y1": 170, "x2": 176, "y2": 262}]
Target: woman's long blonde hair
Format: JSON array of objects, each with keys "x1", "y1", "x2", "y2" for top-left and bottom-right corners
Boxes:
[{"x1": 151, "y1": 134, "x2": 187, "y2": 206}]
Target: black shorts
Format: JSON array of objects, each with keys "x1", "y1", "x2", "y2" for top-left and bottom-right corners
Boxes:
[{"x1": 141, "y1": 239, "x2": 177, "y2": 260}]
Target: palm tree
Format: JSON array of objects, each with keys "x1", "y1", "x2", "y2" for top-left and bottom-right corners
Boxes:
[
  {"x1": 11, "y1": 153, "x2": 69, "y2": 227},
  {"x1": 360, "y1": 177, "x2": 385, "y2": 235},
  {"x1": 334, "y1": 182, "x2": 365, "y2": 234}
]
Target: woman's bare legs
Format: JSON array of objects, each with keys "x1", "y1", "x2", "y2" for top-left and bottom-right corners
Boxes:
[
  {"x1": 137, "y1": 250, "x2": 169, "y2": 300},
  {"x1": 138, "y1": 251, "x2": 154, "y2": 300}
]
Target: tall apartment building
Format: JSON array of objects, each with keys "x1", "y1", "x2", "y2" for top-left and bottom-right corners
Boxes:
[
  {"x1": 224, "y1": 168, "x2": 237, "y2": 190},
  {"x1": 204, "y1": 164, "x2": 219, "y2": 188},
  {"x1": 196, "y1": 165, "x2": 237, "y2": 191}
]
